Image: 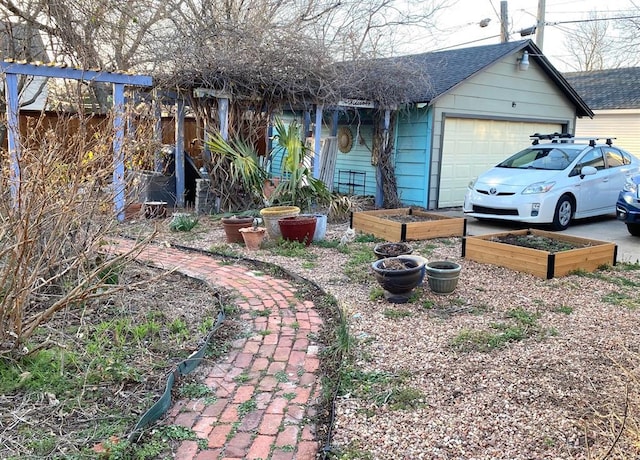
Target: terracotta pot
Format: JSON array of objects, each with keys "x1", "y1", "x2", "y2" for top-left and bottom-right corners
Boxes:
[
  {"x1": 221, "y1": 216, "x2": 255, "y2": 243},
  {"x1": 278, "y1": 215, "x2": 317, "y2": 246},
  {"x1": 239, "y1": 227, "x2": 266, "y2": 250},
  {"x1": 260, "y1": 206, "x2": 301, "y2": 239},
  {"x1": 371, "y1": 256, "x2": 423, "y2": 303}
]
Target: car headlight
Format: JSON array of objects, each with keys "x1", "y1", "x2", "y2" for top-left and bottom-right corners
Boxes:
[
  {"x1": 623, "y1": 177, "x2": 638, "y2": 193},
  {"x1": 468, "y1": 177, "x2": 477, "y2": 189},
  {"x1": 522, "y1": 181, "x2": 555, "y2": 194}
]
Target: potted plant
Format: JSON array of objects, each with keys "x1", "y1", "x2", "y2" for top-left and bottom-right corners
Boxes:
[
  {"x1": 425, "y1": 260, "x2": 462, "y2": 295},
  {"x1": 278, "y1": 215, "x2": 317, "y2": 246},
  {"x1": 373, "y1": 242, "x2": 413, "y2": 259},
  {"x1": 371, "y1": 256, "x2": 423, "y2": 303},
  {"x1": 239, "y1": 219, "x2": 267, "y2": 250},
  {"x1": 221, "y1": 215, "x2": 256, "y2": 243}
]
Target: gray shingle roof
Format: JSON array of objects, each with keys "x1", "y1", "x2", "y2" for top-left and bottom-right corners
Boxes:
[
  {"x1": 564, "y1": 68, "x2": 640, "y2": 110},
  {"x1": 395, "y1": 40, "x2": 528, "y2": 102},
  {"x1": 383, "y1": 39, "x2": 591, "y2": 117}
]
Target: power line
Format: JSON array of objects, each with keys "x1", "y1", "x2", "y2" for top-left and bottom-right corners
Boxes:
[{"x1": 547, "y1": 14, "x2": 640, "y2": 25}]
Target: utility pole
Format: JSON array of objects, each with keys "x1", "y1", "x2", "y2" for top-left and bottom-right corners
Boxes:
[
  {"x1": 536, "y1": 0, "x2": 546, "y2": 50},
  {"x1": 500, "y1": 1, "x2": 509, "y2": 42}
]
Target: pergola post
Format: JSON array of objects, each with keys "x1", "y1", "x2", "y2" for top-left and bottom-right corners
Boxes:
[
  {"x1": 4, "y1": 72, "x2": 21, "y2": 206},
  {"x1": 313, "y1": 104, "x2": 323, "y2": 178},
  {"x1": 112, "y1": 83, "x2": 126, "y2": 221},
  {"x1": 175, "y1": 98, "x2": 186, "y2": 207}
]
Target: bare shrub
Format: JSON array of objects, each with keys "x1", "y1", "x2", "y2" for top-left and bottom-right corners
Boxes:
[{"x1": 0, "y1": 112, "x2": 156, "y2": 354}]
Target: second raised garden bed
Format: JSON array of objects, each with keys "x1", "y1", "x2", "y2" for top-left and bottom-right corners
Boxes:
[
  {"x1": 351, "y1": 208, "x2": 466, "y2": 242},
  {"x1": 462, "y1": 229, "x2": 618, "y2": 279}
]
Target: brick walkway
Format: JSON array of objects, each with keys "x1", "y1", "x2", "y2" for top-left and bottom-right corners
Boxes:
[{"x1": 110, "y1": 239, "x2": 324, "y2": 460}]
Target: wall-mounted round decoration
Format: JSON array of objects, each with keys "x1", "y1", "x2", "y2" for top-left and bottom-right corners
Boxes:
[{"x1": 337, "y1": 126, "x2": 353, "y2": 153}]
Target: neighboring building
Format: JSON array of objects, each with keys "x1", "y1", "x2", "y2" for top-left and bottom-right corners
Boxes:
[
  {"x1": 323, "y1": 39, "x2": 592, "y2": 209},
  {"x1": 564, "y1": 68, "x2": 640, "y2": 156},
  {"x1": 0, "y1": 22, "x2": 50, "y2": 110}
]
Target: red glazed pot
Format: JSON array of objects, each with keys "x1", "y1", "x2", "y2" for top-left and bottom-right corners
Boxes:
[{"x1": 278, "y1": 216, "x2": 317, "y2": 246}]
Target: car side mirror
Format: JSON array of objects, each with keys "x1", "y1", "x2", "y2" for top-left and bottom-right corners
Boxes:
[{"x1": 580, "y1": 165, "x2": 598, "y2": 178}]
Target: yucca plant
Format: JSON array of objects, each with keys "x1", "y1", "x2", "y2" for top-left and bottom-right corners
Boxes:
[
  {"x1": 205, "y1": 133, "x2": 269, "y2": 209},
  {"x1": 270, "y1": 117, "x2": 331, "y2": 211}
]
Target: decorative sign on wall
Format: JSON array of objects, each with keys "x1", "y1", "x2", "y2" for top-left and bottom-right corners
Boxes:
[{"x1": 338, "y1": 126, "x2": 353, "y2": 153}]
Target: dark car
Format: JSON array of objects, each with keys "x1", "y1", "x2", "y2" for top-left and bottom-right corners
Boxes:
[{"x1": 616, "y1": 174, "x2": 640, "y2": 236}]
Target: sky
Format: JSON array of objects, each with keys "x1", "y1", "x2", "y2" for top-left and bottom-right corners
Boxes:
[{"x1": 398, "y1": 0, "x2": 638, "y2": 71}]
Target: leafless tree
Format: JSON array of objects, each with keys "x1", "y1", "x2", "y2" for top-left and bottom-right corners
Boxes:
[{"x1": 563, "y1": 11, "x2": 638, "y2": 71}]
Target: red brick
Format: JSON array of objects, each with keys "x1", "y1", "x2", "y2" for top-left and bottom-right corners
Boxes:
[
  {"x1": 195, "y1": 449, "x2": 223, "y2": 460},
  {"x1": 266, "y1": 397, "x2": 287, "y2": 414},
  {"x1": 174, "y1": 440, "x2": 199, "y2": 460},
  {"x1": 292, "y1": 387, "x2": 311, "y2": 404},
  {"x1": 192, "y1": 415, "x2": 215, "y2": 438},
  {"x1": 174, "y1": 411, "x2": 198, "y2": 429},
  {"x1": 276, "y1": 425, "x2": 299, "y2": 446},
  {"x1": 258, "y1": 413, "x2": 283, "y2": 435},
  {"x1": 288, "y1": 350, "x2": 306, "y2": 368},
  {"x1": 296, "y1": 441, "x2": 319, "y2": 459},
  {"x1": 224, "y1": 431, "x2": 253, "y2": 457},
  {"x1": 239, "y1": 409, "x2": 264, "y2": 432},
  {"x1": 202, "y1": 398, "x2": 228, "y2": 417},
  {"x1": 301, "y1": 423, "x2": 316, "y2": 441},
  {"x1": 267, "y1": 361, "x2": 286, "y2": 375},
  {"x1": 246, "y1": 435, "x2": 276, "y2": 460},
  {"x1": 220, "y1": 404, "x2": 239, "y2": 422},
  {"x1": 273, "y1": 347, "x2": 290, "y2": 362},
  {"x1": 251, "y1": 357, "x2": 269, "y2": 372},
  {"x1": 208, "y1": 424, "x2": 233, "y2": 448},
  {"x1": 304, "y1": 357, "x2": 319, "y2": 373},
  {"x1": 233, "y1": 352, "x2": 254, "y2": 367},
  {"x1": 257, "y1": 376, "x2": 277, "y2": 392},
  {"x1": 270, "y1": 451, "x2": 294, "y2": 460},
  {"x1": 232, "y1": 384, "x2": 255, "y2": 403}
]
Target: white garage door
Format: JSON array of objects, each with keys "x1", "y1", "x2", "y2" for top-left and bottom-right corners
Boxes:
[{"x1": 438, "y1": 118, "x2": 563, "y2": 208}]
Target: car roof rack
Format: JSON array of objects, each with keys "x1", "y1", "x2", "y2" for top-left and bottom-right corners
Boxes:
[{"x1": 530, "y1": 133, "x2": 616, "y2": 147}]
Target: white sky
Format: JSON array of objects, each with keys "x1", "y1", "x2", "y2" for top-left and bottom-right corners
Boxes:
[{"x1": 398, "y1": 0, "x2": 638, "y2": 71}]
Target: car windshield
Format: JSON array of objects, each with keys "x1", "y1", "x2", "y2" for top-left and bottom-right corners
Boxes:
[{"x1": 497, "y1": 147, "x2": 580, "y2": 170}]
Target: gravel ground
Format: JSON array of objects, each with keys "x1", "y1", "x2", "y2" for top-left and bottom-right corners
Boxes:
[{"x1": 121, "y1": 213, "x2": 640, "y2": 460}]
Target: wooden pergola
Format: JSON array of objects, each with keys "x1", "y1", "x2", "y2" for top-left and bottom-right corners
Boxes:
[{"x1": 0, "y1": 61, "x2": 152, "y2": 220}]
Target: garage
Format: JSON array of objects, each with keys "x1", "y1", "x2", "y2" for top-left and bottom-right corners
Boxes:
[{"x1": 437, "y1": 117, "x2": 563, "y2": 208}]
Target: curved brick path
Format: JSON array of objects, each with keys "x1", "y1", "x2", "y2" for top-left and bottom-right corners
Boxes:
[{"x1": 109, "y1": 239, "x2": 324, "y2": 460}]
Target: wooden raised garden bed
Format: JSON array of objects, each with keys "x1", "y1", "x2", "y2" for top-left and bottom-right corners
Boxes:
[
  {"x1": 351, "y1": 208, "x2": 466, "y2": 242},
  {"x1": 462, "y1": 229, "x2": 617, "y2": 279}
]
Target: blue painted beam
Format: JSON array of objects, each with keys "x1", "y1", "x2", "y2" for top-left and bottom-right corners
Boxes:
[
  {"x1": 313, "y1": 105, "x2": 323, "y2": 178},
  {"x1": 113, "y1": 83, "x2": 126, "y2": 221},
  {"x1": 5, "y1": 73, "x2": 21, "y2": 205},
  {"x1": 0, "y1": 61, "x2": 152, "y2": 86}
]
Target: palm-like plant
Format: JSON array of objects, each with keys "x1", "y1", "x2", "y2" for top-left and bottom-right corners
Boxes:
[
  {"x1": 270, "y1": 117, "x2": 331, "y2": 211},
  {"x1": 205, "y1": 133, "x2": 268, "y2": 210}
]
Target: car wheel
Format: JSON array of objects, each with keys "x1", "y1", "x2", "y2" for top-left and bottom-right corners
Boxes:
[
  {"x1": 552, "y1": 196, "x2": 572, "y2": 230},
  {"x1": 627, "y1": 223, "x2": 640, "y2": 236}
]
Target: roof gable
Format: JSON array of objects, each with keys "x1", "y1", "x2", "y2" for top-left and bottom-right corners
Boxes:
[
  {"x1": 564, "y1": 68, "x2": 640, "y2": 110},
  {"x1": 385, "y1": 39, "x2": 592, "y2": 117}
]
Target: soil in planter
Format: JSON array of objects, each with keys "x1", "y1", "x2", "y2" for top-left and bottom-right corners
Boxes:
[
  {"x1": 490, "y1": 233, "x2": 589, "y2": 253},
  {"x1": 383, "y1": 214, "x2": 436, "y2": 223},
  {"x1": 379, "y1": 259, "x2": 413, "y2": 270},
  {"x1": 377, "y1": 243, "x2": 413, "y2": 257}
]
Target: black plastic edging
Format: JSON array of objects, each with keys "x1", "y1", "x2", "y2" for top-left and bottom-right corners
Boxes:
[
  {"x1": 128, "y1": 309, "x2": 225, "y2": 441},
  {"x1": 547, "y1": 254, "x2": 555, "y2": 279}
]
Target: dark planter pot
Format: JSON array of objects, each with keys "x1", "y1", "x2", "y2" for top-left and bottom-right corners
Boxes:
[
  {"x1": 425, "y1": 261, "x2": 462, "y2": 295},
  {"x1": 373, "y1": 242, "x2": 413, "y2": 260},
  {"x1": 371, "y1": 256, "x2": 423, "y2": 303},
  {"x1": 278, "y1": 216, "x2": 317, "y2": 246},
  {"x1": 221, "y1": 216, "x2": 255, "y2": 243}
]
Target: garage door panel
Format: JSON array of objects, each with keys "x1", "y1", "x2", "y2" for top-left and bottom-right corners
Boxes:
[{"x1": 437, "y1": 119, "x2": 562, "y2": 208}]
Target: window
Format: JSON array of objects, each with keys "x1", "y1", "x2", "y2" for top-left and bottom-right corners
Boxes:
[
  {"x1": 604, "y1": 148, "x2": 626, "y2": 167},
  {"x1": 579, "y1": 148, "x2": 605, "y2": 170}
]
